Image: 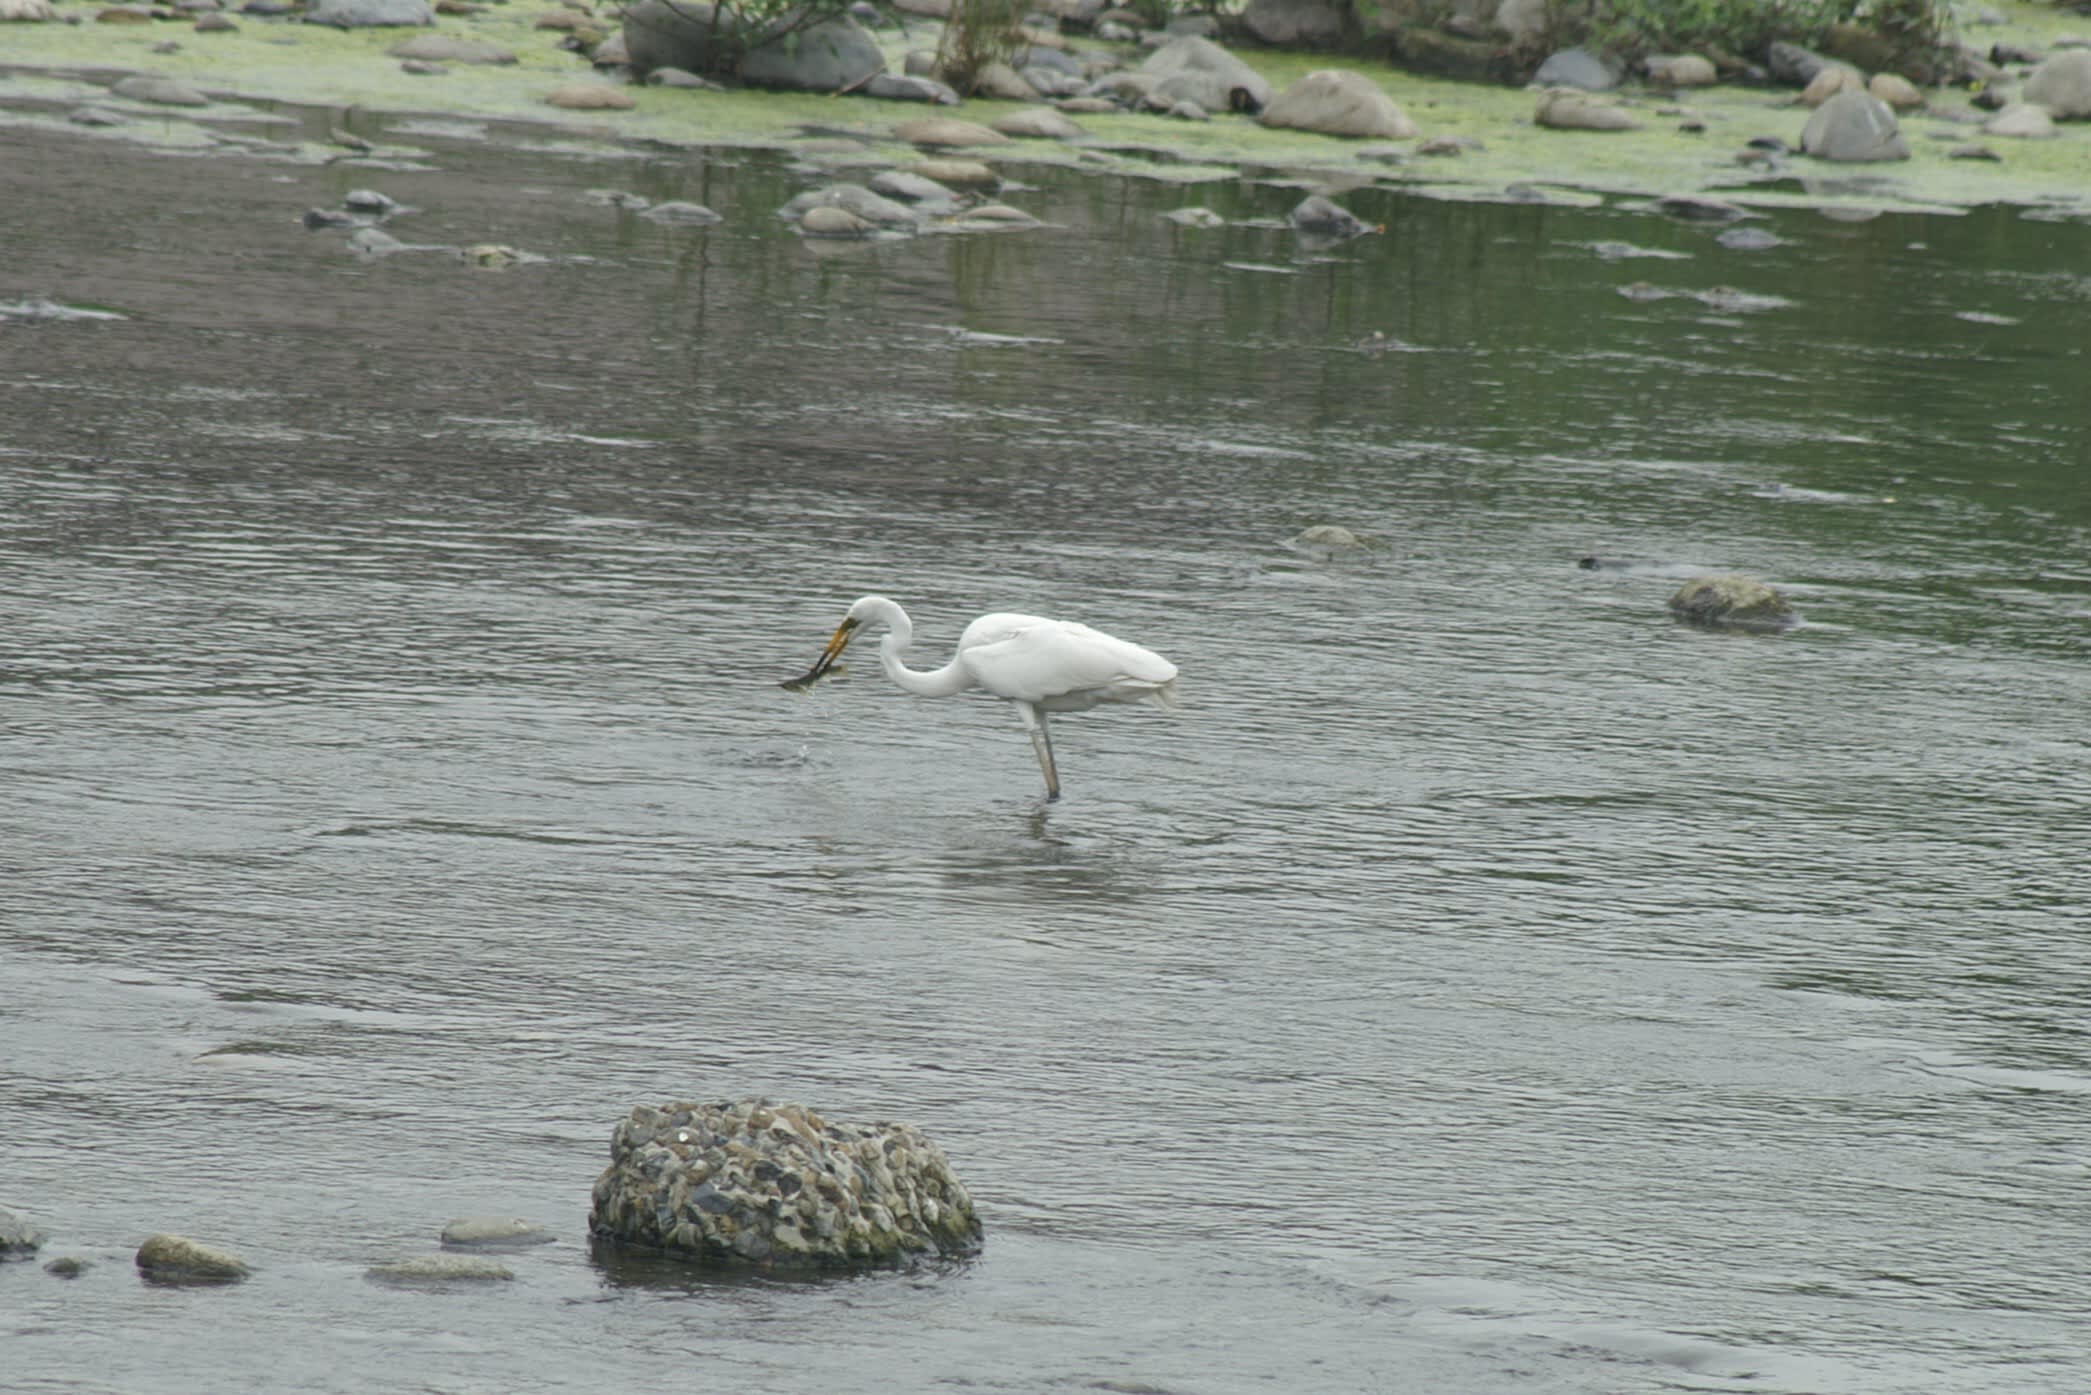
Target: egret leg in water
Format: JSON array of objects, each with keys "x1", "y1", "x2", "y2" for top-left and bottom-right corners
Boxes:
[{"x1": 783, "y1": 595, "x2": 1179, "y2": 801}]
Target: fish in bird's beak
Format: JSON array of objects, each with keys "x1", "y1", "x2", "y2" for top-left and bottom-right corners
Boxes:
[{"x1": 779, "y1": 614, "x2": 861, "y2": 691}]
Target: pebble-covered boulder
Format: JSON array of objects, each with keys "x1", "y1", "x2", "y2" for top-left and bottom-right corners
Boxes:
[
  {"x1": 1240, "y1": 0, "x2": 1345, "y2": 49},
  {"x1": 1800, "y1": 89, "x2": 1909, "y2": 161},
  {"x1": 111, "y1": 75, "x2": 209, "y2": 106},
  {"x1": 386, "y1": 34, "x2": 517, "y2": 64},
  {"x1": 303, "y1": 0, "x2": 432, "y2": 26},
  {"x1": 1799, "y1": 64, "x2": 1863, "y2": 107},
  {"x1": 1261, "y1": 69, "x2": 1417, "y2": 139},
  {"x1": 135, "y1": 1233, "x2": 250, "y2": 1283},
  {"x1": 1138, "y1": 36, "x2": 1273, "y2": 115},
  {"x1": 1532, "y1": 47, "x2": 1616, "y2": 91},
  {"x1": 894, "y1": 116, "x2": 1009, "y2": 148},
  {"x1": 1535, "y1": 88, "x2": 1638, "y2": 131},
  {"x1": 2024, "y1": 50, "x2": 2091, "y2": 119},
  {"x1": 0, "y1": 1206, "x2": 48, "y2": 1259},
  {"x1": 1667, "y1": 575, "x2": 1796, "y2": 630},
  {"x1": 739, "y1": 14, "x2": 884, "y2": 93},
  {"x1": 546, "y1": 84, "x2": 636, "y2": 110},
  {"x1": 588, "y1": 1099, "x2": 982, "y2": 1270},
  {"x1": 1867, "y1": 72, "x2": 1923, "y2": 110},
  {"x1": 1984, "y1": 102, "x2": 2055, "y2": 138},
  {"x1": 1647, "y1": 54, "x2": 1717, "y2": 88},
  {"x1": 992, "y1": 106, "x2": 1087, "y2": 140}
]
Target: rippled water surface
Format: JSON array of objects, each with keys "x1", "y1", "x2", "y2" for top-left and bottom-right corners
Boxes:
[{"x1": 4, "y1": 117, "x2": 2089, "y2": 1395}]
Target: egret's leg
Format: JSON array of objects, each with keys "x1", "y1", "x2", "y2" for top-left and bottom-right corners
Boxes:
[{"x1": 1016, "y1": 703, "x2": 1061, "y2": 801}]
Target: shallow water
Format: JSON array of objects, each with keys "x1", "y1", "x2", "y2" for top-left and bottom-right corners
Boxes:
[{"x1": 3, "y1": 115, "x2": 2089, "y2": 1395}]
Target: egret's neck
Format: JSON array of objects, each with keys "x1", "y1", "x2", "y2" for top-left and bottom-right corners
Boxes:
[{"x1": 878, "y1": 632, "x2": 972, "y2": 698}]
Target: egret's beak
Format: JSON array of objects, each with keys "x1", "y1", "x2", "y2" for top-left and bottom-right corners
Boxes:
[{"x1": 780, "y1": 615, "x2": 860, "y2": 691}]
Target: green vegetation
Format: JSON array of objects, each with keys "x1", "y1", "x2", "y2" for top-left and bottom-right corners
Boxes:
[
  {"x1": 1562, "y1": 0, "x2": 1950, "y2": 68},
  {"x1": 936, "y1": 0, "x2": 1029, "y2": 93}
]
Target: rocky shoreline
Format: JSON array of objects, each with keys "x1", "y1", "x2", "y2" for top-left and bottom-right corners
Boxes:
[{"x1": 2, "y1": 0, "x2": 2089, "y2": 219}]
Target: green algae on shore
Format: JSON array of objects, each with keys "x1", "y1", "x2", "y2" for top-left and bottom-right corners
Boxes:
[{"x1": 2, "y1": 1, "x2": 2087, "y2": 214}]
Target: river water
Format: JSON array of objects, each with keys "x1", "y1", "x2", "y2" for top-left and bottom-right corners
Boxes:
[{"x1": 3, "y1": 111, "x2": 2089, "y2": 1395}]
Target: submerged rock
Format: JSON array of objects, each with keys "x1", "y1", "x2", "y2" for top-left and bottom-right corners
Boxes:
[
  {"x1": 588, "y1": 1098, "x2": 981, "y2": 1270},
  {"x1": 639, "y1": 200, "x2": 723, "y2": 224},
  {"x1": 1288, "y1": 194, "x2": 1372, "y2": 237},
  {"x1": 440, "y1": 1217, "x2": 555, "y2": 1248},
  {"x1": 1, "y1": 1206, "x2": 48, "y2": 1259},
  {"x1": 366, "y1": 1255, "x2": 516, "y2": 1283},
  {"x1": 1667, "y1": 575, "x2": 1796, "y2": 630},
  {"x1": 779, "y1": 183, "x2": 919, "y2": 227},
  {"x1": 135, "y1": 1233, "x2": 251, "y2": 1283}
]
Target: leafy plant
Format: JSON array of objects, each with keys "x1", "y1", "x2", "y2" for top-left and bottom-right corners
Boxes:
[{"x1": 936, "y1": 0, "x2": 1029, "y2": 94}]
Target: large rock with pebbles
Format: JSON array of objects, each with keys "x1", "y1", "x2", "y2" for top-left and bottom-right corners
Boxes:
[
  {"x1": 1261, "y1": 69, "x2": 1417, "y2": 139},
  {"x1": 2024, "y1": 51, "x2": 2091, "y2": 119},
  {"x1": 739, "y1": 14, "x2": 884, "y2": 92},
  {"x1": 1138, "y1": 37, "x2": 1273, "y2": 115},
  {"x1": 303, "y1": 0, "x2": 432, "y2": 26},
  {"x1": 588, "y1": 1099, "x2": 981, "y2": 1270},
  {"x1": 1800, "y1": 89, "x2": 1909, "y2": 161}
]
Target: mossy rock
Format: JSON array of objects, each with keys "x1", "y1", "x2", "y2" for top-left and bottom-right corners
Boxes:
[{"x1": 1667, "y1": 575, "x2": 1797, "y2": 631}]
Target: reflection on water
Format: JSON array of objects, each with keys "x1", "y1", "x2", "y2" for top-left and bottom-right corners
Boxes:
[{"x1": 3, "y1": 116, "x2": 2089, "y2": 1395}]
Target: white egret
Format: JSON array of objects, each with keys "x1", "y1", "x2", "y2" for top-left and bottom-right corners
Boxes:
[{"x1": 783, "y1": 595, "x2": 1178, "y2": 801}]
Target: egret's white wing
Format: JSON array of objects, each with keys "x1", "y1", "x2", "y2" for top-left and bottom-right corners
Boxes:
[{"x1": 959, "y1": 615, "x2": 1176, "y2": 707}]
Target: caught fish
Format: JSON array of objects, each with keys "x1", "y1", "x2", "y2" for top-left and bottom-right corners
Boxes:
[{"x1": 779, "y1": 663, "x2": 846, "y2": 693}]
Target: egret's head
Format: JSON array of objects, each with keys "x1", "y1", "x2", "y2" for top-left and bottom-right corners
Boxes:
[{"x1": 780, "y1": 610, "x2": 861, "y2": 691}]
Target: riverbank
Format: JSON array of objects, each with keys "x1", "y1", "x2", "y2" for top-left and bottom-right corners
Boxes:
[{"x1": 2, "y1": 2, "x2": 2088, "y2": 217}]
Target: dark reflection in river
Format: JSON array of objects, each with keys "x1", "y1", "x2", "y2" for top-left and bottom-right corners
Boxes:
[{"x1": 3, "y1": 116, "x2": 2088, "y2": 1395}]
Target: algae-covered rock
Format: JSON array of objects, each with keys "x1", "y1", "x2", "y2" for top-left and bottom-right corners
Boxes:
[
  {"x1": 1667, "y1": 575, "x2": 1796, "y2": 630},
  {"x1": 588, "y1": 1098, "x2": 981, "y2": 1270},
  {"x1": 1289, "y1": 193, "x2": 1372, "y2": 237},
  {"x1": 1800, "y1": 89, "x2": 1909, "y2": 161},
  {"x1": 1535, "y1": 88, "x2": 1638, "y2": 131},
  {"x1": 366, "y1": 1255, "x2": 516, "y2": 1283},
  {"x1": 0, "y1": 1206, "x2": 48, "y2": 1259},
  {"x1": 440, "y1": 1216, "x2": 555, "y2": 1248},
  {"x1": 135, "y1": 1233, "x2": 251, "y2": 1283},
  {"x1": 303, "y1": 0, "x2": 433, "y2": 26},
  {"x1": 992, "y1": 106, "x2": 1086, "y2": 140},
  {"x1": 738, "y1": 14, "x2": 884, "y2": 93},
  {"x1": 112, "y1": 75, "x2": 210, "y2": 106}
]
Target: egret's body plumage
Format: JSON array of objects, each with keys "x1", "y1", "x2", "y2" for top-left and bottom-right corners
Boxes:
[{"x1": 785, "y1": 595, "x2": 1177, "y2": 800}]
